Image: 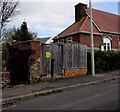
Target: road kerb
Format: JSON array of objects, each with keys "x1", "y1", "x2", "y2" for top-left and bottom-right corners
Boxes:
[{"x1": 2, "y1": 76, "x2": 120, "y2": 109}]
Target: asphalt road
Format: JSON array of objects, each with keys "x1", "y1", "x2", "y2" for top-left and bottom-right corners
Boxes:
[{"x1": 4, "y1": 79, "x2": 119, "y2": 110}]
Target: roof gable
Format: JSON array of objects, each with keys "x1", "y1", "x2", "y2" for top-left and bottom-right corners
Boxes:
[{"x1": 80, "y1": 16, "x2": 100, "y2": 33}]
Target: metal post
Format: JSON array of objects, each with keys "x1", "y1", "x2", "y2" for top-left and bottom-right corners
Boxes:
[
  {"x1": 89, "y1": 0, "x2": 95, "y2": 75},
  {"x1": 0, "y1": 1, "x2": 2, "y2": 39}
]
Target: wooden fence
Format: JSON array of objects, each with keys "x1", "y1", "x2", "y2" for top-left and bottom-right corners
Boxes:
[{"x1": 41, "y1": 43, "x2": 87, "y2": 77}]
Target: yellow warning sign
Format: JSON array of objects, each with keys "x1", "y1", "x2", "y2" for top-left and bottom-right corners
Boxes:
[{"x1": 46, "y1": 52, "x2": 51, "y2": 58}]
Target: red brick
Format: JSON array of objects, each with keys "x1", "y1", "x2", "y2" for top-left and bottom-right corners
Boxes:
[{"x1": 64, "y1": 69, "x2": 87, "y2": 78}]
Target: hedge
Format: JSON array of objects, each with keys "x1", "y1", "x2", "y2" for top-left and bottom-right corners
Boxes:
[{"x1": 87, "y1": 51, "x2": 120, "y2": 74}]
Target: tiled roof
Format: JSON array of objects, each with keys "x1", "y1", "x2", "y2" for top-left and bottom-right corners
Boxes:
[
  {"x1": 36, "y1": 37, "x2": 51, "y2": 43},
  {"x1": 57, "y1": 17, "x2": 86, "y2": 37},
  {"x1": 57, "y1": 8, "x2": 120, "y2": 38},
  {"x1": 87, "y1": 8, "x2": 119, "y2": 33},
  {"x1": 80, "y1": 16, "x2": 100, "y2": 33}
]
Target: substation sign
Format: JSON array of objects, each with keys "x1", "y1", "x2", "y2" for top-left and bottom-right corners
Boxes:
[{"x1": 46, "y1": 52, "x2": 51, "y2": 58}]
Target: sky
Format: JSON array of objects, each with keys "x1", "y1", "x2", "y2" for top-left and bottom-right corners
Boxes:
[{"x1": 6, "y1": 0, "x2": 120, "y2": 38}]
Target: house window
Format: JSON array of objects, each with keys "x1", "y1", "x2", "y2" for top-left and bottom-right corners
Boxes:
[
  {"x1": 60, "y1": 39, "x2": 64, "y2": 44},
  {"x1": 104, "y1": 43, "x2": 107, "y2": 51},
  {"x1": 66, "y1": 37, "x2": 73, "y2": 43},
  {"x1": 107, "y1": 43, "x2": 110, "y2": 51},
  {"x1": 103, "y1": 37, "x2": 111, "y2": 51}
]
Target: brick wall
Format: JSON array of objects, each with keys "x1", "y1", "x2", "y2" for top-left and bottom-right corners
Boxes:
[
  {"x1": 72, "y1": 34, "x2": 80, "y2": 43},
  {"x1": 0, "y1": 72, "x2": 10, "y2": 86},
  {"x1": 30, "y1": 41, "x2": 40, "y2": 69},
  {"x1": 7, "y1": 40, "x2": 41, "y2": 84},
  {"x1": 29, "y1": 41, "x2": 41, "y2": 83},
  {"x1": 10, "y1": 41, "x2": 40, "y2": 69},
  {"x1": 64, "y1": 69, "x2": 87, "y2": 78},
  {"x1": 80, "y1": 34, "x2": 102, "y2": 48},
  {"x1": 110, "y1": 35, "x2": 119, "y2": 50}
]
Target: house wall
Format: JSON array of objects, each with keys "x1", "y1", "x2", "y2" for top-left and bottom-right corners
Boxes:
[
  {"x1": 72, "y1": 34, "x2": 80, "y2": 43},
  {"x1": 54, "y1": 33, "x2": 120, "y2": 52},
  {"x1": 110, "y1": 34, "x2": 119, "y2": 51},
  {"x1": 54, "y1": 34, "x2": 102, "y2": 51},
  {"x1": 80, "y1": 34, "x2": 102, "y2": 51}
]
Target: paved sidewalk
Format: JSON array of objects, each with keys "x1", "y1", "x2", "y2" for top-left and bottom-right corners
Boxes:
[{"x1": 2, "y1": 70, "x2": 120, "y2": 101}]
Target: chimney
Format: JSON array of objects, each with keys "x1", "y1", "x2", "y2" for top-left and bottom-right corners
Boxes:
[{"x1": 75, "y1": 3, "x2": 87, "y2": 23}]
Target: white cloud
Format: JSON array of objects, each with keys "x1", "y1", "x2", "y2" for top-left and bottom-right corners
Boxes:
[
  {"x1": 7, "y1": 1, "x2": 119, "y2": 38},
  {"x1": 50, "y1": 27, "x2": 64, "y2": 32},
  {"x1": 7, "y1": 2, "x2": 75, "y2": 35},
  {"x1": 34, "y1": 25, "x2": 43, "y2": 29},
  {"x1": 14, "y1": 2, "x2": 74, "y2": 24},
  {"x1": 20, "y1": 0, "x2": 119, "y2": 2},
  {"x1": 20, "y1": 0, "x2": 85, "y2": 3}
]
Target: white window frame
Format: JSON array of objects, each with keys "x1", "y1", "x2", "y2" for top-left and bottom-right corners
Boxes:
[
  {"x1": 103, "y1": 37, "x2": 111, "y2": 51},
  {"x1": 60, "y1": 39, "x2": 64, "y2": 44},
  {"x1": 66, "y1": 37, "x2": 73, "y2": 43}
]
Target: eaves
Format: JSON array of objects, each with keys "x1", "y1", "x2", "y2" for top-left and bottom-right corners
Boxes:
[{"x1": 53, "y1": 31, "x2": 102, "y2": 40}]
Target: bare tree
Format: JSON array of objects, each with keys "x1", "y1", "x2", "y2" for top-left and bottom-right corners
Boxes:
[{"x1": 0, "y1": 0, "x2": 19, "y2": 40}]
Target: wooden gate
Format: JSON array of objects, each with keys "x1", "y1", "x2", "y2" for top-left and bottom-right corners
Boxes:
[
  {"x1": 41, "y1": 43, "x2": 87, "y2": 77},
  {"x1": 41, "y1": 44, "x2": 63, "y2": 77}
]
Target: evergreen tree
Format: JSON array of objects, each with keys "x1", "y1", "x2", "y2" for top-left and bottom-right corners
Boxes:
[{"x1": 12, "y1": 21, "x2": 36, "y2": 41}]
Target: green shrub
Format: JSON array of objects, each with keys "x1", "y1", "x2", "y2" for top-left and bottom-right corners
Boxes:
[{"x1": 87, "y1": 51, "x2": 120, "y2": 74}]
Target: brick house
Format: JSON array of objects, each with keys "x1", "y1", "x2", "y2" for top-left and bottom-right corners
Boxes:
[{"x1": 53, "y1": 3, "x2": 120, "y2": 52}]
